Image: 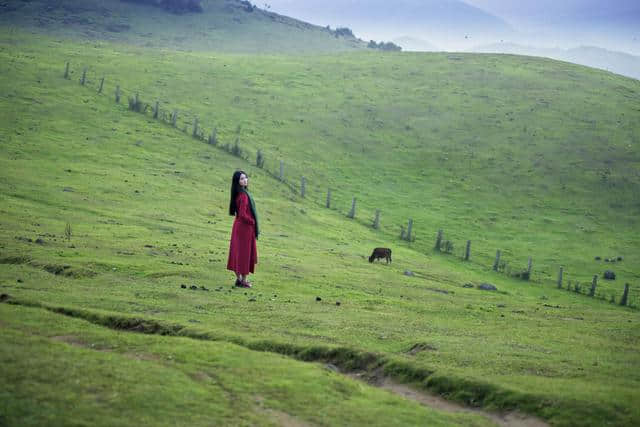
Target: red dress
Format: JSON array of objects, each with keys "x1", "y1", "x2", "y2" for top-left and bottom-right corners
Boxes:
[{"x1": 227, "y1": 192, "x2": 258, "y2": 275}]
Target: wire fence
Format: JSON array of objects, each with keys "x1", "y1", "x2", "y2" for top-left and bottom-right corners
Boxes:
[{"x1": 62, "y1": 61, "x2": 639, "y2": 309}]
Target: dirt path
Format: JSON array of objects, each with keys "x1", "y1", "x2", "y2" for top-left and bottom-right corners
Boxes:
[{"x1": 347, "y1": 371, "x2": 549, "y2": 427}]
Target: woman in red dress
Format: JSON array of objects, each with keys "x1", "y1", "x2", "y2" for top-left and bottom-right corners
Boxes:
[{"x1": 227, "y1": 170, "x2": 259, "y2": 288}]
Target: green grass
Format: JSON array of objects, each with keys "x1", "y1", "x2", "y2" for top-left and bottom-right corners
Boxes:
[
  {"x1": 2, "y1": 303, "x2": 497, "y2": 427},
  {"x1": 0, "y1": 0, "x2": 366, "y2": 53},
  {"x1": 1, "y1": 28, "x2": 639, "y2": 426}
]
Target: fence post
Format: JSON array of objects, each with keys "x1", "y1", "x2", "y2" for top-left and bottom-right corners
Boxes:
[
  {"x1": 589, "y1": 275, "x2": 598, "y2": 297},
  {"x1": 81, "y1": 67, "x2": 87, "y2": 85},
  {"x1": 256, "y1": 149, "x2": 263, "y2": 167},
  {"x1": 348, "y1": 197, "x2": 356, "y2": 219},
  {"x1": 406, "y1": 219, "x2": 413, "y2": 241},
  {"x1": 493, "y1": 250, "x2": 501, "y2": 271},
  {"x1": 64, "y1": 61, "x2": 70, "y2": 79},
  {"x1": 373, "y1": 209, "x2": 380, "y2": 229},
  {"x1": 326, "y1": 188, "x2": 331, "y2": 208},
  {"x1": 153, "y1": 101, "x2": 159, "y2": 119},
  {"x1": 557, "y1": 267, "x2": 563, "y2": 288},
  {"x1": 192, "y1": 117, "x2": 199, "y2": 137},
  {"x1": 527, "y1": 257, "x2": 533, "y2": 280},
  {"x1": 98, "y1": 77, "x2": 104, "y2": 94},
  {"x1": 115, "y1": 85, "x2": 120, "y2": 103},
  {"x1": 300, "y1": 176, "x2": 306, "y2": 198},
  {"x1": 464, "y1": 240, "x2": 471, "y2": 261},
  {"x1": 620, "y1": 283, "x2": 630, "y2": 306},
  {"x1": 279, "y1": 160, "x2": 284, "y2": 181},
  {"x1": 172, "y1": 110, "x2": 178, "y2": 127},
  {"x1": 435, "y1": 229, "x2": 443, "y2": 251}
]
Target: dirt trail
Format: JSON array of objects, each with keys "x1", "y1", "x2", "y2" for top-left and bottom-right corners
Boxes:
[{"x1": 348, "y1": 372, "x2": 549, "y2": 427}]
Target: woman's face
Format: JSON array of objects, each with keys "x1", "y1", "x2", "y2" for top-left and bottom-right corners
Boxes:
[{"x1": 239, "y1": 174, "x2": 248, "y2": 187}]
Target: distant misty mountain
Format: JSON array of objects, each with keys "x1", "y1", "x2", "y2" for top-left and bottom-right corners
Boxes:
[
  {"x1": 266, "y1": 0, "x2": 513, "y2": 48},
  {"x1": 392, "y1": 36, "x2": 440, "y2": 52},
  {"x1": 470, "y1": 43, "x2": 640, "y2": 80}
]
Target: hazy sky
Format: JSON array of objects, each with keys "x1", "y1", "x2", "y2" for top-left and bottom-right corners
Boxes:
[{"x1": 265, "y1": 0, "x2": 640, "y2": 54}]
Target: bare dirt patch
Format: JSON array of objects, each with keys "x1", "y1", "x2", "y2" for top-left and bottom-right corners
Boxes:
[{"x1": 349, "y1": 372, "x2": 549, "y2": 427}]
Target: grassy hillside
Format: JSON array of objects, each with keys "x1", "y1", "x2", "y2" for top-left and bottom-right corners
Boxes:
[
  {"x1": 0, "y1": 0, "x2": 366, "y2": 53},
  {"x1": 6, "y1": 27, "x2": 636, "y2": 296},
  {"x1": 1, "y1": 29, "x2": 640, "y2": 426}
]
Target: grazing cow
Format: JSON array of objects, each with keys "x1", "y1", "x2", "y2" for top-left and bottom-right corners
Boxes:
[{"x1": 369, "y1": 247, "x2": 392, "y2": 264}]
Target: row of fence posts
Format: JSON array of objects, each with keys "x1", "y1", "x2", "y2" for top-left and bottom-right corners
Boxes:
[{"x1": 65, "y1": 62, "x2": 635, "y2": 308}]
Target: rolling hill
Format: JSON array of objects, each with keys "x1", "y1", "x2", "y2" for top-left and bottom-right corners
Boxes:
[
  {"x1": 266, "y1": 0, "x2": 513, "y2": 49},
  {"x1": 470, "y1": 43, "x2": 640, "y2": 80},
  {"x1": 1, "y1": 3, "x2": 640, "y2": 427},
  {"x1": 0, "y1": 0, "x2": 366, "y2": 53}
]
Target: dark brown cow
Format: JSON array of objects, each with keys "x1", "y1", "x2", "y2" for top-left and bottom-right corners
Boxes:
[{"x1": 369, "y1": 247, "x2": 392, "y2": 264}]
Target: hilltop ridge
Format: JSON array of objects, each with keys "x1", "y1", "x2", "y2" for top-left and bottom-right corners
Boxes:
[{"x1": 0, "y1": 0, "x2": 367, "y2": 53}]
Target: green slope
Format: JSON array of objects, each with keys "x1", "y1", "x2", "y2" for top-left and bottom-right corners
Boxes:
[
  {"x1": 0, "y1": 0, "x2": 366, "y2": 53},
  {"x1": 1, "y1": 30, "x2": 639, "y2": 426}
]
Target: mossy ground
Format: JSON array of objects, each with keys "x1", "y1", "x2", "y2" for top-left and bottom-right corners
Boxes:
[{"x1": 1, "y1": 28, "x2": 639, "y2": 426}]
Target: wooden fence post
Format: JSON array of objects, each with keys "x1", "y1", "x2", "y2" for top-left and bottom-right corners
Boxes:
[
  {"x1": 406, "y1": 219, "x2": 413, "y2": 241},
  {"x1": 80, "y1": 67, "x2": 87, "y2": 85},
  {"x1": 153, "y1": 101, "x2": 159, "y2": 119},
  {"x1": 300, "y1": 176, "x2": 306, "y2": 198},
  {"x1": 172, "y1": 110, "x2": 178, "y2": 127},
  {"x1": 115, "y1": 85, "x2": 120, "y2": 103},
  {"x1": 64, "y1": 61, "x2": 70, "y2": 79},
  {"x1": 98, "y1": 77, "x2": 104, "y2": 94},
  {"x1": 192, "y1": 117, "x2": 199, "y2": 137},
  {"x1": 620, "y1": 283, "x2": 630, "y2": 306},
  {"x1": 527, "y1": 257, "x2": 532, "y2": 280},
  {"x1": 493, "y1": 250, "x2": 501, "y2": 271},
  {"x1": 557, "y1": 267, "x2": 564, "y2": 288},
  {"x1": 589, "y1": 275, "x2": 598, "y2": 297},
  {"x1": 279, "y1": 160, "x2": 284, "y2": 181},
  {"x1": 464, "y1": 240, "x2": 471, "y2": 261},
  {"x1": 326, "y1": 189, "x2": 331, "y2": 208},
  {"x1": 348, "y1": 197, "x2": 356, "y2": 219},
  {"x1": 373, "y1": 209, "x2": 380, "y2": 229},
  {"x1": 435, "y1": 229, "x2": 443, "y2": 251}
]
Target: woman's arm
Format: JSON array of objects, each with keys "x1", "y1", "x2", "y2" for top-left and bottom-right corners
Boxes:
[{"x1": 236, "y1": 193, "x2": 255, "y2": 225}]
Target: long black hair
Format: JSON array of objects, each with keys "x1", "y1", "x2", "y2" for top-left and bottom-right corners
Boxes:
[{"x1": 229, "y1": 170, "x2": 247, "y2": 216}]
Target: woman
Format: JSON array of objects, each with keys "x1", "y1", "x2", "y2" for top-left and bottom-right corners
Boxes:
[{"x1": 227, "y1": 170, "x2": 259, "y2": 288}]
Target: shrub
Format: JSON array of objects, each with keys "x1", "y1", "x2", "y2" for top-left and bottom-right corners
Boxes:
[
  {"x1": 334, "y1": 27, "x2": 355, "y2": 38},
  {"x1": 367, "y1": 40, "x2": 402, "y2": 51},
  {"x1": 121, "y1": 0, "x2": 203, "y2": 14}
]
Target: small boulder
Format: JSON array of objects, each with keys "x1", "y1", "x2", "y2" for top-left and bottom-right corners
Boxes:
[
  {"x1": 478, "y1": 283, "x2": 497, "y2": 291},
  {"x1": 404, "y1": 270, "x2": 414, "y2": 277},
  {"x1": 189, "y1": 285, "x2": 198, "y2": 290},
  {"x1": 603, "y1": 270, "x2": 616, "y2": 280}
]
